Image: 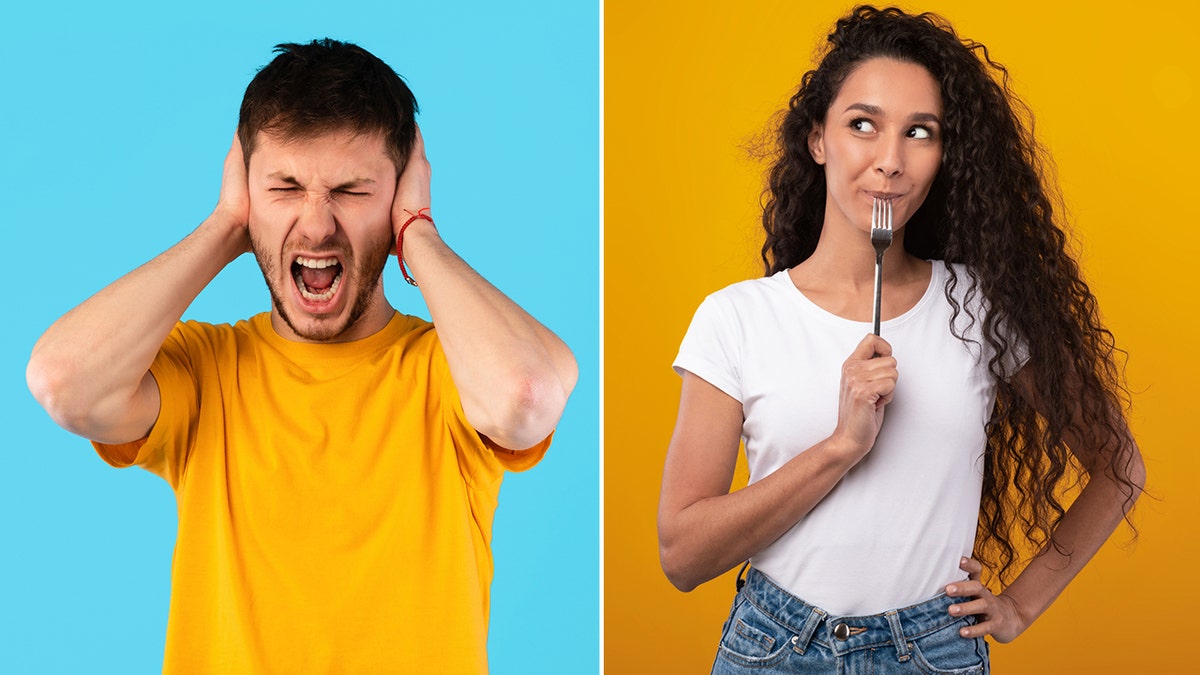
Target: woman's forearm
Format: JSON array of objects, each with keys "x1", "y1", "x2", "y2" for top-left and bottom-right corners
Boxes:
[
  {"x1": 1000, "y1": 447, "x2": 1145, "y2": 630},
  {"x1": 659, "y1": 434, "x2": 860, "y2": 592}
]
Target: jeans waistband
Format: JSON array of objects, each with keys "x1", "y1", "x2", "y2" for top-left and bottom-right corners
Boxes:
[{"x1": 738, "y1": 567, "x2": 966, "y2": 660}]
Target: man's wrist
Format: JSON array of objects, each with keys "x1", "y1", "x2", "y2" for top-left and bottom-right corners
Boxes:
[
  {"x1": 202, "y1": 208, "x2": 251, "y2": 260},
  {"x1": 395, "y1": 212, "x2": 439, "y2": 286},
  {"x1": 398, "y1": 217, "x2": 438, "y2": 243}
]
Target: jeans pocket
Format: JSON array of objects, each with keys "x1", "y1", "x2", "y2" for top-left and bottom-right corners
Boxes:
[
  {"x1": 714, "y1": 597, "x2": 792, "y2": 668},
  {"x1": 908, "y1": 618, "x2": 987, "y2": 675}
]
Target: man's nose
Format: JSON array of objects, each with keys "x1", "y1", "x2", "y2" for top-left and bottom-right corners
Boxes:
[{"x1": 295, "y1": 196, "x2": 337, "y2": 243}]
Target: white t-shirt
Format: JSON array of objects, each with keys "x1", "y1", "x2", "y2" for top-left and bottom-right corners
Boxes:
[{"x1": 674, "y1": 261, "x2": 1021, "y2": 615}]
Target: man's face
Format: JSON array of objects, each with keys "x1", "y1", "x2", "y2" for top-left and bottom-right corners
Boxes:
[{"x1": 247, "y1": 130, "x2": 398, "y2": 343}]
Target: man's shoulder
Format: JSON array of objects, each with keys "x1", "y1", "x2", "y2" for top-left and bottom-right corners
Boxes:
[{"x1": 163, "y1": 314, "x2": 258, "y2": 350}]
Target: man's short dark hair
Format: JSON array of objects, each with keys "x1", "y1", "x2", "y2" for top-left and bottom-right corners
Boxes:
[{"x1": 238, "y1": 39, "x2": 418, "y2": 172}]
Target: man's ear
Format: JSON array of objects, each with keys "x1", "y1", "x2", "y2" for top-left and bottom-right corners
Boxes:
[{"x1": 807, "y1": 125, "x2": 826, "y2": 165}]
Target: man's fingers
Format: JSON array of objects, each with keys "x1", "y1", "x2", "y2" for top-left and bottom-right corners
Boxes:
[
  {"x1": 214, "y1": 131, "x2": 251, "y2": 239},
  {"x1": 411, "y1": 123, "x2": 425, "y2": 155}
]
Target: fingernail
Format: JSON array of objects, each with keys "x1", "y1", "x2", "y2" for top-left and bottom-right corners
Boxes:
[
  {"x1": 946, "y1": 585, "x2": 956, "y2": 594},
  {"x1": 949, "y1": 605, "x2": 959, "y2": 615},
  {"x1": 960, "y1": 557, "x2": 968, "y2": 565},
  {"x1": 960, "y1": 628, "x2": 969, "y2": 637}
]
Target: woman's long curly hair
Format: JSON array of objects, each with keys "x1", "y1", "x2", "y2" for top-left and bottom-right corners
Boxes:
[{"x1": 762, "y1": 6, "x2": 1142, "y2": 584}]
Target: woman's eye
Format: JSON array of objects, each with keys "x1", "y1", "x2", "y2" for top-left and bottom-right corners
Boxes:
[
  {"x1": 908, "y1": 126, "x2": 933, "y2": 140},
  {"x1": 850, "y1": 118, "x2": 877, "y2": 133},
  {"x1": 269, "y1": 187, "x2": 299, "y2": 192},
  {"x1": 335, "y1": 190, "x2": 368, "y2": 197}
]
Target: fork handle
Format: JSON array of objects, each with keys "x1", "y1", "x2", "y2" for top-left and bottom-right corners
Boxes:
[{"x1": 872, "y1": 252, "x2": 884, "y2": 336}]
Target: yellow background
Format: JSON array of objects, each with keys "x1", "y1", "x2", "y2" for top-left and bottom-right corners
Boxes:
[{"x1": 605, "y1": 1, "x2": 1196, "y2": 672}]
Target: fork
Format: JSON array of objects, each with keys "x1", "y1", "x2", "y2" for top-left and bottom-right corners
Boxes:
[{"x1": 871, "y1": 197, "x2": 893, "y2": 336}]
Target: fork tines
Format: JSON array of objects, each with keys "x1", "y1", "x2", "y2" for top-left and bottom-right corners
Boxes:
[{"x1": 871, "y1": 198, "x2": 893, "y2": 248}]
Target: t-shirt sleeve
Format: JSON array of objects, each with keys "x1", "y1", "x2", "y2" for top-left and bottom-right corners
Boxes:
[
  {"x1": 673, "y1": 292, "x2": 745, "y2": 403},
  {"x1": 91, "y1": 322, "x2": 200, "y2": 490}
]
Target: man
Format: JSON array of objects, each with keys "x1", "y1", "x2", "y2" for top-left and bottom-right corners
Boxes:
[{"x1": 26, "y1": 39, "x2": 577, "y2": 673}]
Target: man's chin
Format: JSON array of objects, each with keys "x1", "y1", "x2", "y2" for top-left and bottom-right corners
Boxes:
[
  {"x1": 269, "y1": 290, "x2": 357, "y2": 343},
  {"x1": 272, "y1": 308, "x2": 349, "y2": 343},
  {"x1": 288, "y1": 316, "x2": 354, "y2": 342}
]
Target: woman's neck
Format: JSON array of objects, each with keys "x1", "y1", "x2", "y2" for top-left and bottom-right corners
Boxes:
[{"x1": 787, "y1": 220, "x2": 932, "y2": 323}]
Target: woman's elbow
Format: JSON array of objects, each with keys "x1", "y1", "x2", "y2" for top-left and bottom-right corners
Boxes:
[
  {"x1": 1121, "y1": 443, "x2": 1147, "y2": 511},
  {"x1": 657, "y1": 522, "x2": 706, "y2": 592},
  {"x1": 659, "y1": 549, "x2": 702, "y2": 593}
]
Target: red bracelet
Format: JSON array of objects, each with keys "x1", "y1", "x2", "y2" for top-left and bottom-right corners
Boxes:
[{"x1": 396, "y1": 209, "x2": 434, "y2": 286}]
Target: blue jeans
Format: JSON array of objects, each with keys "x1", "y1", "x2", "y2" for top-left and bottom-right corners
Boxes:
[{"x1": 711, "y1": 568, "x2": 990, "y2": 674}]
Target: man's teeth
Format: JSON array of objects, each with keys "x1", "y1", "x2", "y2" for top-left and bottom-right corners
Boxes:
[
  {"x1": 295, "y1": 256, "x2": 340, "y2": 269},
  {"x1": 297, "y1": 274, "x2": 341, "y2": 301}
]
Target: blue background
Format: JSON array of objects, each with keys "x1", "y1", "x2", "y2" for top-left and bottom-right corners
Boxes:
[{"x1": 1, "y1": 2, "x2": 599, "y2": 673}]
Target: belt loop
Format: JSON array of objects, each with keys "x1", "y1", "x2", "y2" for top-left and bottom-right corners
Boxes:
[
  {"x1": 790, "y1": 605, "x2": 825, "y2": 654},
  {"x1": 885, "y1": 610, "x2": 911, "y2": 662}
]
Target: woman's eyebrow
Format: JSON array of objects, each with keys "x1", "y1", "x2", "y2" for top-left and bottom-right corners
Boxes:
[
  {"x1": 843, "y1": 103, "x2": 942, "y2": 125},
  {"x1": 844, "y1": 102, "x2": 883, "y2": 116},
  {"x1": 909, "y1": 112, "x2": 942, "y2": 125}
]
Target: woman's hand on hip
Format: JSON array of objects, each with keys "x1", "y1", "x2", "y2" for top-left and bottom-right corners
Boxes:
[{"x1": 946, "y1": 556, "x2": 1030, "y2": 643}]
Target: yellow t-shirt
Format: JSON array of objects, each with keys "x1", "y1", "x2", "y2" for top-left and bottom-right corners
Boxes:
[{"x1": 95, "y1": 312, "x2": 548, "y2": 674}]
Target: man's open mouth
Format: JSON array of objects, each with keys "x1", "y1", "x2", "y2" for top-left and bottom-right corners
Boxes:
[{"x1": 292, "y1": 256, "x2": 343, "y2": 302}]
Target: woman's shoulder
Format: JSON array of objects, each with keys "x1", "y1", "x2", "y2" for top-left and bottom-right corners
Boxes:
[
  {"x1": 699, "y1": 270, "x2": 795, "y2": 308},
  {"x1": 929, "y1": 260, "x2": 981, "y2": 303}
]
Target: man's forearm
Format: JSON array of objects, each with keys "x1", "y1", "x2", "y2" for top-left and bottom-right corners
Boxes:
[
  {"x1": 27, "y1": 212, "x2": 247, "y2": 443},
  {"x1": 402, "y1": 221, "x2": 577, "y2": 451}
]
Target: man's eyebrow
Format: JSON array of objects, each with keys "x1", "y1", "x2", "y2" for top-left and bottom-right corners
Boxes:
[
  {"x1": 264, "y1": 173, "x2": 377, "y2": 189},
  {"x1": 266, "y1": 172, "x2": 301, "y2": 185},
  {"x1": 332, "y1": 178, "x2": 376, "y2": 190}
]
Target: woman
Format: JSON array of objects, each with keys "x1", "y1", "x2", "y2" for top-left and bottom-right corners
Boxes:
[{"x1": 657, "y1": 6, "x2": 1145, "y2": 674}]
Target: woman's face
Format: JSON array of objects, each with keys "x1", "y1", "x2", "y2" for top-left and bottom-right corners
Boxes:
[{"x1": 808, "y1": 57, "x2": 943, "y2": 237}]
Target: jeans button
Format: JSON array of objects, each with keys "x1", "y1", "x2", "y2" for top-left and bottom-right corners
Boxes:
[{"x1": 833, "y1": 622, "x2": 850, "y2": 641}]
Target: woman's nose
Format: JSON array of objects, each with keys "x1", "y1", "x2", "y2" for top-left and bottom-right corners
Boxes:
[{"x1": 874, "y1": 136, "x2": 905, "y2": 178}]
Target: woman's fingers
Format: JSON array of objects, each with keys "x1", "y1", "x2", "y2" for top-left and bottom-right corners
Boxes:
[
  {"x1": 834, "y1": 334, "x2": 900, "y2": 456},
  {"x1": 946, "y1": 597, "x2": 987, "y2": 617},
  {"x1": 959, "y1": 556, "x2": 983, "y2": 581},
  {"x1": 850, "y1": 332, "x2": 892, "y2": 359},
  {"x1": 944, "y1": 579, "x2": 986, "y2": 597},
  {"x1": 944, "y1": 570, "x2": 1026, "y2": 643},
  {"x1": 960, "y1": 618, "x2": 994, "y2": 639},
  {"x1": 842, "y1": 353, "x2": 897, "y2": 405}
]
